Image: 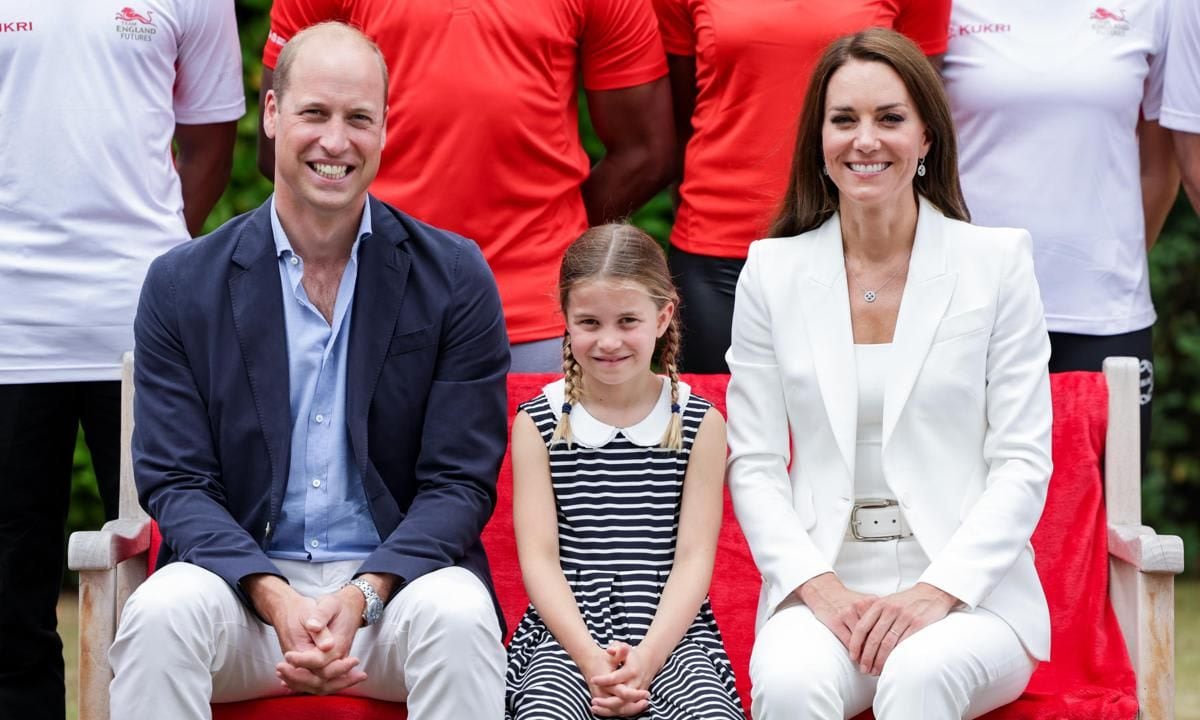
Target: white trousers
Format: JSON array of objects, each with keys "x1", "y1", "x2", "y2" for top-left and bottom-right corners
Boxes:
[
  {"x1": 750, "y1": 539, "x2": 1036, "y2": 720},
  {"x1": 109, "y1": 560, "x2": 505, "y2": 720}
]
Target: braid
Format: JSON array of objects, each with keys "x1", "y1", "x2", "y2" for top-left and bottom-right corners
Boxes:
[
  {"x1": 550, "y1": 332, "x2": 583, "y2": 448},
  {"x1": 659, "y1": 314, "x2": 684, "y2": 451},
  {"x1": 557, "y1": 223, "x2": 685, "y2": 450}
]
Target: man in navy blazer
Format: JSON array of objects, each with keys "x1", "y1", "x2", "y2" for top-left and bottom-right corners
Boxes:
[{"x1": 108, "y1": 23, "x2": 509, "y2": 719}]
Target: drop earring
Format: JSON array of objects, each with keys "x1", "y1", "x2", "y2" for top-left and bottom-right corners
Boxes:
[{"x1": 917, "y1": 157, "x2": 927, "y2": 178}]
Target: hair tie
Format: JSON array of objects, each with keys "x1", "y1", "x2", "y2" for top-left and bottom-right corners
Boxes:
[
  {"x1": 561, "y1": 402, "x2": 573, "y2": 415},
  {"x1": 670, "y1": 403, "x2": 681, "y2": 414}
]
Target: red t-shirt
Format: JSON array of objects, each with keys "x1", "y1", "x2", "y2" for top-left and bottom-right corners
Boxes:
[
  {"x1": 265, "y1": 0, "x2": 668, "y2": 343},
  {"x1": 652, "y1": 0, "x2": 950, "y2": 258}
]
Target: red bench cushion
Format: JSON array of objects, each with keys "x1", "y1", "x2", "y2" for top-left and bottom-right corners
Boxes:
[
  {"x1": 141, "y1": 372, "x2": 1133, "y2": 719},
  {"x1": 213, "y1": 696, "x2": 402, "y2": 720}
]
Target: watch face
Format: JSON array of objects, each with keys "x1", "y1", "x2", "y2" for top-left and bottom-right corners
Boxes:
[
  {"x1": 364, "y1": 597, "x2": 385, "y2": 625},
  {"x1": 351, "y1": 579, "x2": 385, "y2": 626}
]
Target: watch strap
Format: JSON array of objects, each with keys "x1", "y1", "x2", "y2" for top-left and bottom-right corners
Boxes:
[{"x1": 346, "y1": 577, "x2": 384, "y2": 626}]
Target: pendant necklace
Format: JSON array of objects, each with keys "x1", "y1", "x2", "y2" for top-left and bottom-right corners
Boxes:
[{"x1": 845, "y1": 253, "x2": 909, "y2": 304}]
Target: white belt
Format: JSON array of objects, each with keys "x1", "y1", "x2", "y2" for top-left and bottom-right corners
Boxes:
[{"x1": 846, "y1": 498, "x2": 912, "y2": 541}]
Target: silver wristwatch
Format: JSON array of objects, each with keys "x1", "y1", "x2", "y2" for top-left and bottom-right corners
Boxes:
[{"x1": 345, "y1": 578, "x2": 385, "y2": 626}]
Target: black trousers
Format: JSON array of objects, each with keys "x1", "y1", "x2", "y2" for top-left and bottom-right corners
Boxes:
[
  {"x1": 1048, "y1": 327, "x2": 1154, "y2": 459},
  {"x1": 0, "y1": 382, "x2": 121, "y2": 720},
  {"x1": 668, "y1": 245, "x2": 746, "y2": 374}
]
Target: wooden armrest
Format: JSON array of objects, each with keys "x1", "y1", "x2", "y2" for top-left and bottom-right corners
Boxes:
[
  {"x1": 68, "y1": 518, "x2": 152, "y2": 572},
  {"x1": 1107, "y1": 523, "x2": 1185, "y2": 574}
]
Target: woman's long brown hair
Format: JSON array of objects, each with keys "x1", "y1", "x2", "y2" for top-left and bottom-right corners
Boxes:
[{"x1": 770, "y1": 28, "x2": 970, "y2": 238}]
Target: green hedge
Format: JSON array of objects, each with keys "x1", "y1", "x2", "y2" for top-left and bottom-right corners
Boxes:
[
  {"x1": 65, "y1": 3, "x2": 1199, "y2": 577},
  {"x1": 1146, "y1": 196, "x2": 1200, "y2": 572}
]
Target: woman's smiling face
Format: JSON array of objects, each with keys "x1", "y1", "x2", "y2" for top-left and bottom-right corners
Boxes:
[{"x1": 822, "y1": 59, "x2": 931, "y2": 214}]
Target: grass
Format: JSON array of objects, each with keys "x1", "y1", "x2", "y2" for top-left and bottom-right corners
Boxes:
[
  {"x1": 59, "y1": 590, "x2": 79, "y2": 720},
  {"x1": 1180, "y1": 579, "x2": 1200, "y2": 720},
  {"x1": 58, "y1": 580, "x2": 1200, "y2": 720}
]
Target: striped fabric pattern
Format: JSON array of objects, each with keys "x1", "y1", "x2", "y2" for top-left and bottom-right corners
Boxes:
[{"x1": 505, "y1": 390, "x2": 743, "y2": 720}]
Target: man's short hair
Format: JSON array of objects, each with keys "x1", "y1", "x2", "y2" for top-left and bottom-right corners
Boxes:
[{"x1": 274, "y1": 22, "x2": 389, "y2": 106}]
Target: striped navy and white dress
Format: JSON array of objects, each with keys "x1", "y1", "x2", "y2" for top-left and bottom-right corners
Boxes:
[{"x1": 505, "y1": 377, "x2": 743, "y2": 720}]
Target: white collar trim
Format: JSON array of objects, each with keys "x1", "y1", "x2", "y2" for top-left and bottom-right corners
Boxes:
[{"x1": 542, "y1": 376, "x2": 692, "y2": 448}]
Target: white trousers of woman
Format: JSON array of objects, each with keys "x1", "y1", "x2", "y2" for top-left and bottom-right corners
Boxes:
[
  {"x1": 749, "y1": 539, "x2": 1036, "y2": 720},
  {"x1": 109, "y1": 560, "x2": 505, "y2": 720}
]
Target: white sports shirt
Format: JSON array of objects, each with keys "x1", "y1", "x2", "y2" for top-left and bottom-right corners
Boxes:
[
  {"x1": 0, "y1": 1, "x2": 245, "y2": 383},
  {"x1": 1162, "y1": 0, "x2": 1200, "y2": 133},
  {"x1": 943, "y1": 0, "x2": 1169, "y2": 336}
]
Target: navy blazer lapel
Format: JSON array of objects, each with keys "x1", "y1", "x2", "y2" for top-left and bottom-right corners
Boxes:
[
  {"x1": 347, "y1": 197, "x2": 412, "y2": 476},
  {"x1": 228, "y1": 202, "x2": 292, "y2": 501}
]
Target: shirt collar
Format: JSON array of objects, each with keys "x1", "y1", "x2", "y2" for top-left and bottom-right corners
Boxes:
[
  {"x1": 542, "y1": 376, "x2": 691, "y2": 448},
  {"x1": 269, "y1": 194, "x2": 373, "y2": 261}
]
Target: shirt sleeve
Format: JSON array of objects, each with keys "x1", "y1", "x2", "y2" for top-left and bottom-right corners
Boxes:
[
  {"x1": 650, "y1": 0, "x2": 695, "y2": 56},
  {"x1": 262, "y1": 0, "x2": 347, "y2": 70},
  {"x1": 895, "y1": 0, "x2": 951, "y2": 56},
  {"x1": 1162, "y1": 0, "x2": 1200, "y2": 130},
  {"x1": 1142, "y1": 0, "x2": 1171, "y2": 124},
  {"x1": 581, "y1": 0, "x2": 669, "y2": 91},
  {"x1": 173, "y1": 0, "x2": 246, "y2": 124}
]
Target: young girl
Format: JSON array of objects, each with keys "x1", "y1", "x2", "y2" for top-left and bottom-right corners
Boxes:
[{"x1": 505, "y1": 225, "x2": 743, "y2": 720}]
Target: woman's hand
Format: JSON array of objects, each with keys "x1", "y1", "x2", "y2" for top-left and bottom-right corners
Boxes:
[
  {"x1": 579, "y1": 643, "x2": 650, "y2": 717},
  {"x1": 797, "y1": 572, "x2": 879, "y2": 649},
  {"x1": 848, "y1": 582, "x2": 960, "y2": 675}
]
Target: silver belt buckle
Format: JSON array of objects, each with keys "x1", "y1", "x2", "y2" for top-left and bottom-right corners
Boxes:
[{"x1": 850, "y1": 498, "x2": 906, "y2": 541}]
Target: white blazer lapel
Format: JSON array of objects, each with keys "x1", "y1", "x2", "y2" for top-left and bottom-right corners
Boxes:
[
  {"x1": 882, "y1": 197, "x2": 957, "y2": 449},
  {"x1": 798, "y1": 213, "x2": 858, "y2": 484}
]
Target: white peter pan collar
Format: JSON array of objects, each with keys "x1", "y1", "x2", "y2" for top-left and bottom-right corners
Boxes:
[{"x1": 543, "y1": 376, "x2": 692, "y2": 448}]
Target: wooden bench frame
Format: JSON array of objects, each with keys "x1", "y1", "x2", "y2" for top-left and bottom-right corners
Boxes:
[{"x1": 67, "y1": 354, "x2": 1186, "y2": 720}]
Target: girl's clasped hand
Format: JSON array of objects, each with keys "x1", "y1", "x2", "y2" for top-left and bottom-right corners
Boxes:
[{"x1": 585, "y1": 642, "x2": 652, "y2": 717}]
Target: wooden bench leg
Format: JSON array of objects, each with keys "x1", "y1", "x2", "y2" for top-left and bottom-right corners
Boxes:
[
  {"x1": 77, "y1": 569, "x2": 117, "y2": 720},
  {"x1": 1110, "y1": 560, "x2": 1176, "y2": 720}
]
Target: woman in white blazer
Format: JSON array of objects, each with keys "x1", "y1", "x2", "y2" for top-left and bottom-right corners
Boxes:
[{"x1": 726, "y1": 29, "x2": 1052, "y2": 719}]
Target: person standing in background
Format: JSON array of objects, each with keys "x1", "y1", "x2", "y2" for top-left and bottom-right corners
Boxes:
[
  {"x1": 1162, "y1": 0, "x2": 1200, "y2": 212},
  {"x1": 650, "y1": 0, "x2": 950, "y2": 372},
  {"x1": 0, "y1": 2, "x2": 243, "y2": 718},
  {"x1": 257, "y1": 1, "x2": 675, "y2": 372},
  {"x1": 942, "y1": 0, "x2": 1178, "y2": 454}
]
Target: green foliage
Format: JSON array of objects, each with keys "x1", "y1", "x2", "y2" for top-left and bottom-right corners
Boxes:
[
  {"x1": 66, "y1": 4, "x2": 1200, "y2": 579},
  {"x1": 68, "y1": 432, "x2": 105, "y2": 534},
  {"x1": 65, "y1": 431, "x2": 105, "y2": 587},
  {"x1": 1146, "y1": 195, "x2": 1200, "y2": 574},
  {"x1": 203, "y1": 1, "x2": 275, "y2": 232}
]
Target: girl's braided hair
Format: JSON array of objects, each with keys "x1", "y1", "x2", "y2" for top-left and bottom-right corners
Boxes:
[{"x1": 550, "y1": 224, "x2": 684, "y2": 450}]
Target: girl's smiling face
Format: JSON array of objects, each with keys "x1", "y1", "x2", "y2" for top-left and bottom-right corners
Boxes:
[
  {"x1": 822, "y1": 59, "x2": 930, "y2": 215},
  {"x1": 565, "y1": 280, "x2": 674, "y2": 389}
]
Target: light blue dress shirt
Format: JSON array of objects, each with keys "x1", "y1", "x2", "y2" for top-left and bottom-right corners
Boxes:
[{"x1": 266, "y1": 197, "x2": 379, "y2": 561}]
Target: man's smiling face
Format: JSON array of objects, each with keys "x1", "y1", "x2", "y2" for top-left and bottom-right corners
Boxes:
[{"x1": 264, "y1": 31, "x2": 387, "y2": 223}]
